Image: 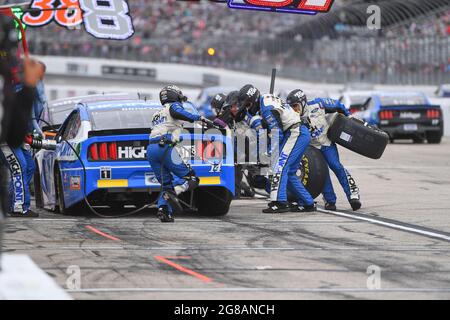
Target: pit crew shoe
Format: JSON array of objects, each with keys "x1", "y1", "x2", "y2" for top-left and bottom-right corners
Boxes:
[
  {"x1": 291, "y1": 203, "x2": 317, "y2": 213},
  {"x1": 325, "y1": 203, "x2": 337, "y2": 211},
  {"x1": 9, "y1": 210, "x2": 39, "y2": 218},
  {"x1": 349, "y1": 199, "x2": 362, "y2": 211},
  {"x1": 157, "y1": 206, "x2": 174, "y2": 223},
  {"x1": 262, "y1": 202, "x2": 290, "y2": 214}
]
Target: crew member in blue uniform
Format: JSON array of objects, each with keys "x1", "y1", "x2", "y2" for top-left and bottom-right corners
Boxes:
[
  {"x1": 237, "y1": 85, "x2": 316, "y2": 214},
  {"x1": 147, "y1": 85, "x2": 213, "y2": 222},
  {"x1": 286, "y1": 90, "x2": 362, "y2": 211}
]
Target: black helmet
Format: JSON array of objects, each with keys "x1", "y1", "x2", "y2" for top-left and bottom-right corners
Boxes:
[
  {"x1": 286, "y1": 89, "x2": 308, "y2": 110},
  {"x1": 160, "y1": 85, "x2": 187, "y2": 105},
  {"x1": 237, "y1": 84, "x2": 261, "y2": 116},
  {"x1": 223, "y1": 91, "x2": 239, "y2": 109},
  {"x1": 211, "y1": 93, "x2": 227, "y2": 114}
]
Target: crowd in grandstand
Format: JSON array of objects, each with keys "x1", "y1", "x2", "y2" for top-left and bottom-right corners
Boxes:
[{"x1": 5, "y1": 0, "x2": 449, "y2": 84}]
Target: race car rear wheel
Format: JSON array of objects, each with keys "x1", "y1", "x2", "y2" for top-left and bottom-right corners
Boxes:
[
  {"x1": 288, "y1": 146, "x2": 328, "y2": 201},
  {"x1": 195, "y1": 187, "x2": 232, "y2": 216},
  {"x1": 426, "y1": 131, "x2": 442, "y2": 144}
]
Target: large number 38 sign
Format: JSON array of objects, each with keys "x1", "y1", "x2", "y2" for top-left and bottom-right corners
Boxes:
[
  {"x1": 229, "y1": 0, "x2": 334, "y2": 14},
  {"x1": 22, "y1": 0, "x2": 134, "y2": 40}
]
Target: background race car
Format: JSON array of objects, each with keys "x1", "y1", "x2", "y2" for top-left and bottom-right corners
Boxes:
[
  {"x1": 360, "y1": 91, "x2": 444, "y2": 144},
  {"x1": 34, "y1": 97, "x2": 235, "y2": 216}
]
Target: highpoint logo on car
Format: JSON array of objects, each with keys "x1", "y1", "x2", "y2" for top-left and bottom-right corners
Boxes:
[{"x1": 117, "y1": 146, "x2": 147, "y2": 160}]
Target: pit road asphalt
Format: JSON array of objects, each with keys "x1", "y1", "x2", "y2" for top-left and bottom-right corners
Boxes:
[{"x1": 3, "y1": 138, "x2": 450, "y2": 300}]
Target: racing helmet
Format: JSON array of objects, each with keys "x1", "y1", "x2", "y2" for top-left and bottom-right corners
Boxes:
[
  {"x1": 160, "y1": 85, "x2": 187, "y2": 105},
  {"x1": 223, "y1": 91, "x2": 239, "y2": 110},
  {"x1": 286, "y1": 89, "x2": 308, "y2": 114},
  {"x1": 237, "y1": 84, "x2": 261, "y2": 117},
  {"x1": 211, "y1": 93, "x2": 227, "y2": 115}
]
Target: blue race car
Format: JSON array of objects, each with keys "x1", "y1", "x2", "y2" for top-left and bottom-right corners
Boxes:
[
  {"x1": 34, "y1": 97, "x2": 235, "y2": 216},
  {"x1": 360, "y1": 91, "x2": 444, "y2": 144}
]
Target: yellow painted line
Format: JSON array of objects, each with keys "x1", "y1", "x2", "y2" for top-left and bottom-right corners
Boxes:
[
  {"x1": 97, "y1": 180, "x2": 128, "y2": 188},
  {"x1": 199, "y1": 176, "x2": 220, "y2": 185}
]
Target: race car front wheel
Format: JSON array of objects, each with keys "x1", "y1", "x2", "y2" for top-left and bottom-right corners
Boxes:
[
  {"x1": 34, "y1": 163, "x2": 44, "y2": 209},
  {"x1": 55, "y1": 168, "x2": 69, "y2": 215}
]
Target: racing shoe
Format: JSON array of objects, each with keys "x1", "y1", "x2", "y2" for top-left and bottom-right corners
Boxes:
[
  {"x1": 9, "y1": 210, "x2": 39, "y2": 218},
  {"x1": 324, "y1": 203, "x2": 337, "y2": 211},
  {"x1": 162, "y1": 190, "x2": 183, "y2": 215},
  {"x1": 157, "y1": 206, "x2": 174, "y2": 223},
  {"x1": 291, "y1": 203, "x2": 317, "y2": 213},
  {"x1": 262, "y1": 201, "x2": 290, "y2": 214},
  {"x1": 349, "y1": 199, "x2": 362, "y2": 211}
]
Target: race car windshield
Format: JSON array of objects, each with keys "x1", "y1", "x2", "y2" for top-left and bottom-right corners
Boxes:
[
  {"x1": 89, "y1": 107, "x2": 159, "y2": 131},
  {"x1": 379, "y1": 95, "x2": 427, "y2": 106}
]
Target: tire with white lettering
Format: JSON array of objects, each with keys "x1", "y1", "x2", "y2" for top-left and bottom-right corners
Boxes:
[
  {"x1": 195, "y1": 187, "x2": 232, "y2": 216},
  {"x1": 288, "y1": 146, "x2": 328, "y2": 201},
  {"x1": 328, "y1": 114, "x2": 389, "y2": 159}
]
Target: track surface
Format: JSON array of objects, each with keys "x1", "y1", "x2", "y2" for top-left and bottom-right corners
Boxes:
[{"x1": 3, "y1": 138, "x2": 450, "y2": 300}]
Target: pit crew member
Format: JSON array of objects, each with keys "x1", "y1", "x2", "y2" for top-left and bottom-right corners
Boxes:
[
  {"x1": 286, "y1": 90, "x2": 361, "y2": 211},
  {"x1": 147, "y1": 85, "x2": 213, "y2": 222},
  {"x1": 2, "y1": 61, "x2": 46, "y2": 218},
  {"x1": 237, "y1": 85, "x2": 315, "y2": 213}
]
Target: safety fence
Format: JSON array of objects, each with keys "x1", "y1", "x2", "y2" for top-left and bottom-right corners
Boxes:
[{"x1": 28, "y1": 33, "x2": 450, "y2": 86}]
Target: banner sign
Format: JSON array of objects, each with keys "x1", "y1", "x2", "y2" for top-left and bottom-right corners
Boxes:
[
  {"x1": 20, "y1": 0, "x2": 135, "y2": 40},
  {"x1": 227, "y1": 0, "x2": 335, "y2": 15}
]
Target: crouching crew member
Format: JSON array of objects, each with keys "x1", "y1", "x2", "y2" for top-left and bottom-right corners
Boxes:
[
  {"x1": 286, "y1": 90, "x2": 361, "y2": 211},
  {"x1": 237, "y1": 85, "x2": 315, "y2": 214},
  {"x1": 148, "y1": 85, "x2": 212, "y2": 222}
]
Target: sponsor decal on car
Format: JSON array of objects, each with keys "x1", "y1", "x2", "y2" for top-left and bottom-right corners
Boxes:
[
  {"x1": 399, "y1": 112, "x2": 421, "y2": 120},
  {"x1": 100, "y1": 167, "x2": 112, "y2": 180},
  {"x1": 70, "y1": 176, "x2": 81, "y2": 190},
  {"x1": 118, "y1": 146, "x2": 147, "y2": 160}
]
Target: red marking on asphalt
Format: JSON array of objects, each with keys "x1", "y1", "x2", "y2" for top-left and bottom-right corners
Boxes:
[
  {"x1": 154, "y1": 256, "x2": 213, "y2": 283},
  {"x1": 86, "y1": 225, "x2": 121, "y2": 241}
]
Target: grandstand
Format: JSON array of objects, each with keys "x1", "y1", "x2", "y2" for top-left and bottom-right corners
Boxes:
[{"x1": 12, "y1": 0, "x2": 450, "y2": 85}]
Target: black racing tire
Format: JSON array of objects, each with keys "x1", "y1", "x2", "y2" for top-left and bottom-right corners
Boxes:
[
  {"x1": 55, "y1": 167, "x2": 70, "y2": 215},
  {"x1": 328, "y1": 114, "x2": 389, "y2": 159},
  {"x1": 426, "y1": 131, "x2": 442, "y2": 144},
  {"x1": 288, "y1": 146, "x2": 328, "y2": 201},
  {"x1": 34, "y1": 163, "x2": 44, "y2": 209},
  {"x1": 195, "y1": 187, "x2": 232, "y2": 216}
]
